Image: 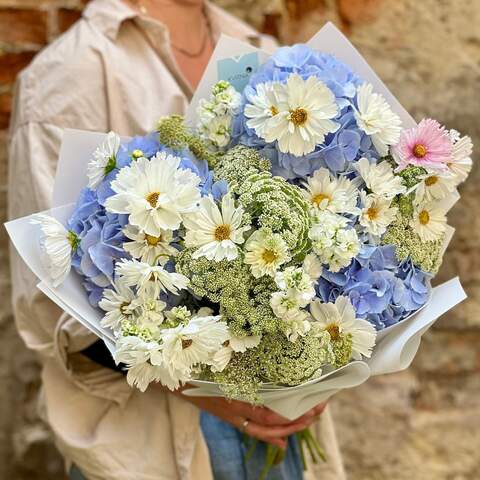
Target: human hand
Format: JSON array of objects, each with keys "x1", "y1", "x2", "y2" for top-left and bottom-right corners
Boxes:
[{"x1": 175, "y1": 389, "x2": 327, "y2": 449}]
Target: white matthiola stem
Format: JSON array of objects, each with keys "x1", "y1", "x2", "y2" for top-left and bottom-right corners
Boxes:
[{"x1": 32, "y1": 214, "x2": 77, "y2": 287}]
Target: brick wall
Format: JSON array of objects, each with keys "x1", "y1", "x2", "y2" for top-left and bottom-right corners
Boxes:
[{"x1": 1, "y1": 1, "x2": 479, "y2": 479}]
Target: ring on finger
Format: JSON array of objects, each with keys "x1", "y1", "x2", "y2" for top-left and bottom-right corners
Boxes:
[{"x1": 240, "y1": 418, "x2": 250, "y2": 433}]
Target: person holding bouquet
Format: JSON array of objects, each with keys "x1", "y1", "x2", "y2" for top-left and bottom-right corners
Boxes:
[{"x1": 8, "y1": 0, "x2": 345, "y2": 478}]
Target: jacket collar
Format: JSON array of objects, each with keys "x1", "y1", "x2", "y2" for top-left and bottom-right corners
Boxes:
[{"x1": 82, "y1": 0, "x2": 261, "y2": 45}]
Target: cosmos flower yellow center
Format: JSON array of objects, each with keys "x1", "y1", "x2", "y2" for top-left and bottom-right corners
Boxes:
[
  {"x1": 367, "y1": 206, "x2": 379, "y2": 220},
  {"x1": 182, "y1": 339, "x2": 193, "y2": 349},
  {"x1": 120, "y1": 302, "x2": 131, "y2": 315},
  {"x1": 270, "y1": 105, "x2": 279, "y2": 116},
  {"x1": 419, "y1": 210, "x2": 430, "y2": 225},
  {"x1": 326, "y1": 323, "x2": 340, "y2": 341},
  {"x1": 145, "y1": 234, "x2": 161, "y2": 246},
  {"x1": 425, "y1": 175, "x2": 438, "y2": 186},
  {"x1": 312, "y1": 193, "x2": 331, "y2": 206},
  {"x1": 146, "y1": 191, "x2": 160, "y2": 208},
  {"x1": 214, "y1": 224, "x2": 231, "y2": 241},
  {"x1": 262, "y1": 249, "x2": 278, "y2": 264},
  {"x1": 289, "y1": 108, "x2": 308, "y2": 126},
  {"x1": 413, "y1": 144, "x2": 428, "y2": 158}
]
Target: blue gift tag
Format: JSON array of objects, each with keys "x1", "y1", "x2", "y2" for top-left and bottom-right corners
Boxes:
[{"x1": 217, "y1": 52, "x2": 259, "y2": 92}]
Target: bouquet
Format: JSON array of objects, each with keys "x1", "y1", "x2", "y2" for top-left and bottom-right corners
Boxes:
[{"x1": 6, "y1": 23, "x2": 471, "y2": 472}]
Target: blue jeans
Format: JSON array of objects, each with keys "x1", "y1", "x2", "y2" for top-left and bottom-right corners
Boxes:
[
  {"x1": 69, "y1": 465, "x2": 86, "y2": 480},
  {"x1": 200, "y1": 411, "x2": 304, "y2": 480},
  {"x1": 70, "y1": 413, "x2": 304, "y2": 480}
]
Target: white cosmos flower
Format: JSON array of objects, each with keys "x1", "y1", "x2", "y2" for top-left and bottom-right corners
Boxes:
[
  {"x1": 32, "y1": 214, "x2": 77, "y2": 287},
  {"x1": 354, "y1": 157, "x2": 406, "y2": 198},
  {"x1": 115, "y1": 335, "x2": 159, "y2": 366},
  {"x1": 303, "y1": 253, "x2": 323, "y2": 282},
  {"x1": 310, "y1": 296, "x2": 377, "y2": 359},
  {"x1": 115, "y1": 258, "x2": 189, "y2": 296},
  {"x1": 161, "y1": 315, "x2": 229, "y2": 376},
  {"x1": 126, "y1": 362, "x2": 188, "y2": 392},
  {"x1": 302, "y1": 168, "x2": 360, "y2": 215},
  {"x1": 414, "y1": 172, "x2": 457, "y2": 203},
  {"x1": 359, "y1": 193, "x2": 398, "y2": 237},
  {"x1": 123, "y1": 224, "x2": 178, "y2": 266},
  {"x1": 184, "y1": 194, "x2": 249, "y2": 262},
  {"x1": 115, "y1": 336, "x2": 187, "y2": 391},
  {"x1": 264, "y1": 74, "x2": 339, "y2": 157},
  {"x1": 244, "y1": 82, "x2": 284, "y2": 138},
  {"x1": 244, "y1": 229, "x2": 291, "y2": 278},
  {"x1": 210, "y1": 332, "x2": 261, "y2": 373},
  {"x1": 447, "y1": 132, "x2": 473, "y2": 184},
  {"x1": 86, "y1": 131, "x2": 121, "y2": 189},
  {"x1": 411, "y1": 201, "x2": 447, "y2": 242},
  {"x1": 354, "y1": 83, "x2": 402, "y2": 156},
  {"x1": 105, "y1": 152, "x2": 201, "y2": 236},
  {"x1": 99, "y1": 280, "x2": 137, "y2": 333}
]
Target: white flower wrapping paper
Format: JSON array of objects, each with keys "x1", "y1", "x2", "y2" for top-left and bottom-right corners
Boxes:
[{"x1": 5, "y1": 23, "x2": 467, "y2": 420}]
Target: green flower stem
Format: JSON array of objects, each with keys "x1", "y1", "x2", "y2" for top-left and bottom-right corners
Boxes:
[
  {"x1": 243, "y1": 435, "x2": 258, "y2": 462},
  {"x1": 298, "y1": 433, "x2": 307, "y2": 471},
  {"x1": 304, "y1": 427, "x2": 327, "y2": 462},
  {"x1": 258, "y1": 444, "x2": 277, "y2": 480},
  {"x1": 243, "y1": 427, "x2": 326, "y2": 478}
]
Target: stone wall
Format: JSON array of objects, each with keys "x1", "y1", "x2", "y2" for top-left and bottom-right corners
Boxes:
[{"x1": 0, "y1": 0, "x2": 479, "y2": 479}]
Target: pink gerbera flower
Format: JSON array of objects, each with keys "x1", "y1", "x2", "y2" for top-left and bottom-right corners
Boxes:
[{"x1": 392, "y1": 119, "x2": 452, "y2": 171}]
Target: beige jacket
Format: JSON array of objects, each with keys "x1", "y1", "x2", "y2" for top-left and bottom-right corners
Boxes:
[{"x1": 8, "y1": 1, "x2": 346, "y2": 479}]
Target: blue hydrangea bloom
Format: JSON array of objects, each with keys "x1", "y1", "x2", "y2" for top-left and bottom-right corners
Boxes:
[
  {"x1": 68, "y1": 133, "x2": 222, "y2": 306},
  {"x1": 232, "y1": 44, "x2": 381, "y2": 179},
  {"x1": 179, "y1": 150, "x2": 228, "y2": 200},
  {"x1": 316, "y1": 244, "x2": 431, "y2": 329},
  {"x1": 68, "y1": 188, "x2": 129, "y2": 306}
]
